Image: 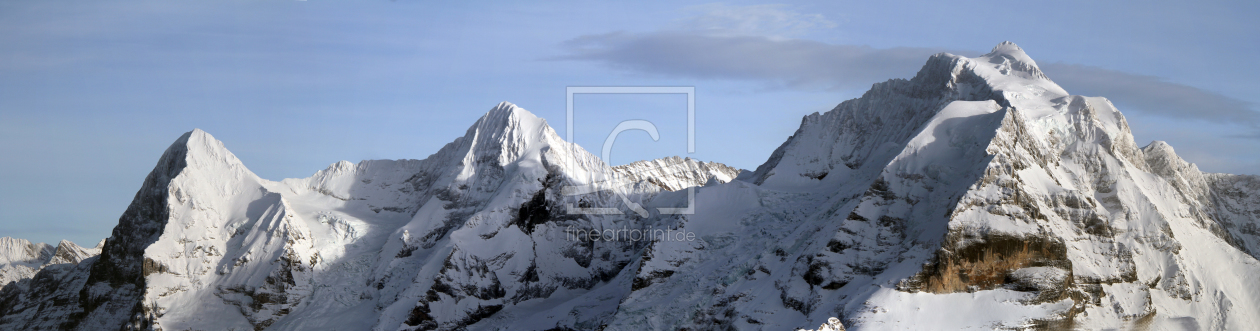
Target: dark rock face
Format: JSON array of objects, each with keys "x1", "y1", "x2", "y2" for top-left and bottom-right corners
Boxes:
[
  {"x1": 515, "y1": 189, "x2": 552, "y2": 235},
  {"x1": 82, "y1": 132, "x2": 193, "y2": 330},
  {"x1": 0, "y1": 132, "x2": 194, "y2": 331}
]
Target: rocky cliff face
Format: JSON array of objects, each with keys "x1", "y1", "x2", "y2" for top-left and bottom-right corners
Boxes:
[{"x1": 2, "y1": 42, "x2": 1259, "y2": 331}]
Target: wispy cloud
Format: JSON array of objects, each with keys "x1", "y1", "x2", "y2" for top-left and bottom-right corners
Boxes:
[
  {"x1": 672, "y1": 3, "x2": 836, "y2": 38},
  {"x1": 1038, "y1": 63, "x2": 1259, "y2": 126},
  {"x1": 556, "y1": 3, "x2": 1258, "y2": 129},
  {"x1": 558, "y1": 32, "x2": 951, "y2": 91},
  {"x1": 557, "y1": 3, "x2": 942, "y2": 90}
]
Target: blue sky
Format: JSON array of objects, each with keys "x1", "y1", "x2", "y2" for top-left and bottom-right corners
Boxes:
[{"x1": 1, "y1": 0, "x2": 1257, "y2": 246}]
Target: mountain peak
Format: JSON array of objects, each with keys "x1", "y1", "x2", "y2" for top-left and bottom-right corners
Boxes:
[
  {"x1": 978, "y1": 41, "x2": 1048, "y2": 80},
  {"x1": 477, "y1": 101, "x2": 535, "y2": 125},
  {"x1": 1142, "y1": 140, "x2": 1176, "y2": 155},
  {"x1": 184, "y1": 129, "x2": 244, "y2": 165},
  {"x1": 988, "y1": 41, "x2": 1025, "y2": 55},
  {"x1": 151, "y1": 129, "x2": 255, "y2": 182},
  {"x1": 461, "y1": 102, "x2": 565, "y2": 167},
  {"x1": 0, "y1": 237, "x2": 52, "y2": 265},
  {"x1": 490, "y1": 101, "x2": 520, "y2": 113},
  {"x1": 49, "y1": 239, "x2": 97, "y2": 265},
  {"x1": 478, "y1": 101, "x2": 541, "y2": 130},
  {"x1": 1142, "y1": 140, "x2": 1200, "y2": 179}
]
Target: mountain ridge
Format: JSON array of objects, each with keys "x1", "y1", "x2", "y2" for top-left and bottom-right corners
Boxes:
[{"x1": 2, "y1": 42, "x2": 1258, "y2": 330}]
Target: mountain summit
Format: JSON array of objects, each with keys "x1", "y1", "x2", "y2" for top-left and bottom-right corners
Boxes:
[
  {"x1": 985, "y1": 40, "x2": 1049, "y2": 80},
  {"x1": 2, "y1": 42, "x2": 1259, "y2": 331}
]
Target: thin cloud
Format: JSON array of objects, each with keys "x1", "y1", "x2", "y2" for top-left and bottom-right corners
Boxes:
[
  {"x1": 557, "y1": 31, "x2": 1260, "y2": 129},
  {"x1": 558, "y1": 31, "x2": 950, "y2": 91},
  {"x1": 1040, "y1": 63, "x2": 1259, "y2": 126},
  {"x1": 673, "y1": 3, "x2": 837, "y2": 38}
]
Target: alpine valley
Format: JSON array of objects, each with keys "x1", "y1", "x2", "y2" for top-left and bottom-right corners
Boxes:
[{"x1": 3, "y1": 42, "x2": 1259, "y2": 331}]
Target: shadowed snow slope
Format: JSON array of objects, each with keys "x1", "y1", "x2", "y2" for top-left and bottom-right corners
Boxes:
[{"x1": 3, "y1": 43, "x2": 1260, "y2": 331}]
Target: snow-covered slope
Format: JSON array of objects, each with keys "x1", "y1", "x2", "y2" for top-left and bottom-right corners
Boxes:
[
  {"x1": 613, "y1": 156, "x2": 743, "y2": 192},
  {"x1": 2, "y1": 42, "x2": 1259, "y2": 331},
  {"x1": 0, "y1": 238, "x2": 53, "y2": 286},
  {"x1": 0, "y1": 238, "x2": 100, "y2": 287}
]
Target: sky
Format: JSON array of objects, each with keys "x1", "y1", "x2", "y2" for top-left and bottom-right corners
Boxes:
[{"x1": 1, "y1": 0, "x2": 1257, "y2": 246}]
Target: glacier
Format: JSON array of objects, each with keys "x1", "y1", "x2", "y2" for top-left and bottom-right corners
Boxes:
[{"x1": 1, "y1": 41, "x2": 1259, "y2": 330}]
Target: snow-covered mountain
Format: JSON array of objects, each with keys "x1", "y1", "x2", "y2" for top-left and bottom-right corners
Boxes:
[
  {"x1": 0, "y1": 238, "x2": 54, "y2": 286},
  {"x1": 0, "y1": 102, "x2": 739, "y2": 330},
  {"x1": 0, "y1": 238, "x2": 100, "y2": 286},
  {"x1": 2, "y1": 42, "x2": 1259, "y2": 331},
  {"x1": 612, "y1": 156, "x2": 742, "y2": 192}
]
